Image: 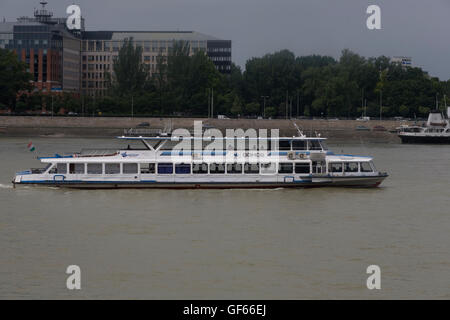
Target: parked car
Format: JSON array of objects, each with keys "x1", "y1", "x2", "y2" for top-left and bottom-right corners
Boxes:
[
  {"x1": 372, "y1": 125, "x2": 387, "y2": 131},
  {"x1": 356, "y1": 125, "x2": 370, "y2": 131}
]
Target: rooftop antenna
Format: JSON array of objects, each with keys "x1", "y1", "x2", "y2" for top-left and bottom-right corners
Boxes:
[{"x1": 34, "y1": 1, "x2": 53, "y2": 23}]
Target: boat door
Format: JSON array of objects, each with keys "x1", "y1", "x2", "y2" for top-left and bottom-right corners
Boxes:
[{"x1": 312, "y1": 161, "x2": 326, "y2": 175}]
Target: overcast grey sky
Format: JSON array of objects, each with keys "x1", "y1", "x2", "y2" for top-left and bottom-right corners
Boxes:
[{"x1": 2, "y1": 0, "x2": 450, "y2": 79}]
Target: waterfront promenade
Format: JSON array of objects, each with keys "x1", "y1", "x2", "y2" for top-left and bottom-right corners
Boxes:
[{"x1": 0, "y1": 116, "x2": 410, "y2": 141}]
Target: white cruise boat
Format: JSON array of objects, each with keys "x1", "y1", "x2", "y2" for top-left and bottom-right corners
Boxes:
[
  {"x1": 12, "y1": 130, "x2": 388, "y2": 189},
  {"x1": 398, "y1": 109, "x2": 450, "y2": 144}
]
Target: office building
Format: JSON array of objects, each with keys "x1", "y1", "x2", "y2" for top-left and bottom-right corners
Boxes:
[{"x1": 0, "y1": 1, "x2": 232, "y2": 96}]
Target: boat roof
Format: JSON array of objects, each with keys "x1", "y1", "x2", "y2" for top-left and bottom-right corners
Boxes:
[
  {"x1": 116, "y1": 136, "x2": 327, "y2": 141},
  {"x1": 39, "y1": 152, "x2": 372, "y2": 163},
  {"x1": 327, "y1": 154, "x2": 373, "y2": 161}
]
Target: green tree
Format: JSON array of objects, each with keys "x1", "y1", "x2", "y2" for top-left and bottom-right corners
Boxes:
[
  {"x1": 0, "y1": 49, "x2": 32, "y2": 111},
  {"x1": 107, "y1": 38, "x2": 150, "y2": 96},
  {"x1": 230, "y1": 95, "x2": 243, "y2": 116}
]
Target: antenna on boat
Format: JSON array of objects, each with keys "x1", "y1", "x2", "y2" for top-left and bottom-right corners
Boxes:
[{"x1": 292, "y1": 121, "x2": 305, "y2": 137}]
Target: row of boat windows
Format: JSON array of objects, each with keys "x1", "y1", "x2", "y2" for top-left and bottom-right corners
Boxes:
[
  {"x1": 48, "y1": 161, "x2": 374, "y2": 175},
  {"x1": 156, "y1": 139, "x2": 326, "y2": 151}
]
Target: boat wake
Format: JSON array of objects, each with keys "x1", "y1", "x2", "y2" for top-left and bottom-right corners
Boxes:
[{"x1": 0, "y1": 183, "x2": 13, "y2": 189}]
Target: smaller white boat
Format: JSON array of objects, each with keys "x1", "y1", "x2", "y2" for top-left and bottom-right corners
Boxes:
[{"x1": 398, "y1": 109, "x2": 450, "y2": 144}]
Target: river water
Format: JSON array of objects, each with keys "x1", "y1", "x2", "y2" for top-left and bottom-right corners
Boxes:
[{"x1": 0, "y1": 137, "x2": 449, "y2": 299}]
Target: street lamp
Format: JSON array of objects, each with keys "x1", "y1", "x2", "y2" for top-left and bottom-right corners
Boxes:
[{"x1": 261, "y1": 96, "x2": 269, "y2": 118}]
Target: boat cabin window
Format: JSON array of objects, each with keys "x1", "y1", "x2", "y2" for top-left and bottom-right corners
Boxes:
[
  {"x1": 210, "y1": 163, "x2": 225, "y2": 174},
  {"x1": 227, "y1": 163, "x2": 242, "y2": 174},
  {"x1": 260, "y1": 163, "x2": 276, "y2": 174},
  {"x1": 344, "y1": 162, "x2": 359, "y2": 173},
  {"x1": 69, "y1": 163, "x2": 85, "y2": 174},
  {"x1": 360, "y1": 162, "x2": 373, "y2": 172},
  {"x1": 48, "y1": 164, "x2": 57, "y2": 174},
  {"x1": 140, "y1": 163, "x2": 155, "y2": 174},
  {"x1": 175, "y1": 163, "x2": 191, "y2": 174},
  {"x1": 279, "y1": 140, "x2": 291, "y2": 151},
  {"x1": 308, "y1": 140, "x2": 322, "y2": 151},
  {"x1": 278, "y1": 163, "x2": 293, "y2": 174},
  {"x1": 292, "y1": 140, "x2": 307, "y2": 150},
  {"x1": 105, "y1": 163, "x2": 120, "y2": 174},
  {"x1": 123, "y1": 163, "x2": 138, "y2": 174},
  {"x1": 193, "y1": 163, "x2": 208, "y2": 174},
  {"x1": 87, "y1": 163, "x2": 102, "y2": 174},
  {"x1": 56, "y1": 163, "x2": 67, "y2": 174},
  {"x1": 295, "y1": 162, "x2": 311, "y2": 174},
  {"x1": 158, "y1": 163, "x2": 173, "y2": 174},
  {"x1": 258, "y1": 140, "x2": 271, "y2": 151},
  {"x1": 244, "y1": 163, "x2": 260, "y2": 174},
  {"x1": 329, "y1": 162, "x2": 343, "y2": 173}
]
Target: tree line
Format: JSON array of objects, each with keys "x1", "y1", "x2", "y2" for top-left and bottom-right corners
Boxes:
[{"x1": 1, "y1": 43, "x2": 450, "y2": 118}]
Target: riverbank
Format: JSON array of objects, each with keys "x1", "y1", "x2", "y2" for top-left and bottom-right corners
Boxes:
[{"x1": 0, "y1": 116, "x2": 409, "y2": 142}]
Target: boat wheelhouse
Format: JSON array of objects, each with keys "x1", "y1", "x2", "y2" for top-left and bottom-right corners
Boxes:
[{"x1": 12, "y1": 134, "x2": 388, "y2": 189}]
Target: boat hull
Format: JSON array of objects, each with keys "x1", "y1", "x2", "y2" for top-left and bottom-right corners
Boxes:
[
  {"x1": 399, "y1": 134, "x2": 450, "y2": 144},
  {"x1": 13, "y1": 175, "x2": 388, "y2": 189}
]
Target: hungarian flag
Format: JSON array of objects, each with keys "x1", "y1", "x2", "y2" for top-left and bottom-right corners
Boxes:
[{"x1": 27, "y1": 142, "x2": 35, "y2": 152}]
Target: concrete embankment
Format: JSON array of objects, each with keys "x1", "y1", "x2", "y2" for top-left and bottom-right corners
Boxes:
[{"x1": 0, "y1": 116, "x2": 407, "y2": 143}]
